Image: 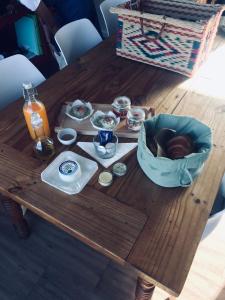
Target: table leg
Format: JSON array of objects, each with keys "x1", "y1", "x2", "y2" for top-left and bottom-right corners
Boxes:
[
  {"x1": 1, "y1": 196, "x2": 29, "y2": 239},
  {"x1": 135, "y1": 277, "x2": 155, "y2": 300}
]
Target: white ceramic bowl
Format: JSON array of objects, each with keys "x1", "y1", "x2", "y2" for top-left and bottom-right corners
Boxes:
[
  {"x1": 57, "y1": 128, "x2": 77, "y2": 145},
  {"x1": 90, "y1": 110, "x2": 120, "y2": 131},
  {"x1": 65, "y1": 100, "x2": 93, "y2": 121}
]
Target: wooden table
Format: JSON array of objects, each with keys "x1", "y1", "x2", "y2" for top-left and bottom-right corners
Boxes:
[{"x1": 1, "y1": 35, "x2": 225, "y2": 300}]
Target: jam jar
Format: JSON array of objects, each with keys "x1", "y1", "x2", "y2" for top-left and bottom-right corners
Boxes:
[
  {"x1": 127, "y1": 108, "x2": 145, "y2": 131},
  {"x1": 112, "y1": 96, "x2": 131, "y2": 118}
]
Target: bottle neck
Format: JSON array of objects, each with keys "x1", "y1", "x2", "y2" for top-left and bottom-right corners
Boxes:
[{"x1": 23, "y1": 87, "x2": 38, "y2": 103}]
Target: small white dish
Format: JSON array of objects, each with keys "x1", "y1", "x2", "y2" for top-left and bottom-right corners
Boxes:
[
  {"x1": 90, "y1": 110, "x2": 120, "y2": 131},
  {"x1": 41, "y1": 151, "x2": 98, "y2": 195},
  {"x1": 57, "y1": 128, "x2": 77, "y2": 145},
  {"x1": 65, "y1": 100, "x2": 93, "y2": 121},
  {"x1": 58, "y1": 160, "x2": 81, "y2": 182}
]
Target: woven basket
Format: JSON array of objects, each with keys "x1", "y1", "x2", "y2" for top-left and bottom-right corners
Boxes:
[{"x1": 111, "y1": 0, "x2": 224, "y2": 76}]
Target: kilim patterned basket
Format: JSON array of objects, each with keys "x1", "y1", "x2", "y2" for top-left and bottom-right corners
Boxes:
[{"x1": 110, "y1": 0, "x2": 224, "y2": 77}]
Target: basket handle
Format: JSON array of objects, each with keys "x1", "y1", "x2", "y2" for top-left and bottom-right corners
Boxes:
[{"x1": 140, "y1": 16, "x2": 166, "y2": 42}]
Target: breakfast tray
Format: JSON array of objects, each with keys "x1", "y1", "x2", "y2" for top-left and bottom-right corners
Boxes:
[{"x1": 57, "y1": 103, "x2": 153, "y2": 138}]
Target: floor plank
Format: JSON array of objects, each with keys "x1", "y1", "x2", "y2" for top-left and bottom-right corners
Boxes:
[{"x1": 1, "y1": 210, "x2": 225, "y2": 300}]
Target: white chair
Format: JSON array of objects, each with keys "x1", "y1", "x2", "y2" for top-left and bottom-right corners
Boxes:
[
  {"x1": 201, "y1": 174, "x2": 225, "y2": 239},
  {"x1": 201, "y1": 209, "x2": 225, "y2": 240},
  {"x1": 54, "y1": 18, "x2": 102, "y2": 66},
  {"x1": 99, "y1": 0, "x2": 127, "y2": 38},
  {"x1": 0, "y1": 54, "x2": 45, "y2": 110},
  {"x1": 0, "y1": 54, "x2": 45, "y2": 216}
]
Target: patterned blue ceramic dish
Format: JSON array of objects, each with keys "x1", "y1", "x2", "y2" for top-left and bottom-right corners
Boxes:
[{"x1": 58, "y1": 160, "x2": 81, "y2": 182}]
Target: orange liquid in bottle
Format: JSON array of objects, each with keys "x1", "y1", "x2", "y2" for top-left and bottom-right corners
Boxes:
[{"x1": 23, "y1": 101, "x2": 50, "y2": 140}]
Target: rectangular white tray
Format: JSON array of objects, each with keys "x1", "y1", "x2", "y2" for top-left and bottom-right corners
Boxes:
[{"x1": 41, "y1": 151, "x2": 98, "y2": 195}]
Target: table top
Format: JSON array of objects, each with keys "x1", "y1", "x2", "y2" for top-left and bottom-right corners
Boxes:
[{"x1": 1, "y1": 35, "x2": 225, "y2": 296}]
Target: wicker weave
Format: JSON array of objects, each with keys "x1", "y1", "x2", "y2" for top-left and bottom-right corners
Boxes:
[{"x1": 111, "y1": 0, "x2": 224, "y2": 76}]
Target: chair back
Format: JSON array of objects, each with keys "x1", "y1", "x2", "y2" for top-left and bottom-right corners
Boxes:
[
  {"x1": 0, "y1": 54, "x2": 45, "y2": 110},
  {"x1": 54, "y1": 18, "x2": 102, "y2": 66},
  {"x1": 201, "y1": 209, "x2": 225, "y2": 240},
  {"x1": 100, "y1": 0, "x2": 127, "y2": 38}
]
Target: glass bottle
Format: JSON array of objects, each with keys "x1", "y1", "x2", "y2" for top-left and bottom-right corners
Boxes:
[{"x1": 23, "y1": 82, "x2": 50, "y2": 140}]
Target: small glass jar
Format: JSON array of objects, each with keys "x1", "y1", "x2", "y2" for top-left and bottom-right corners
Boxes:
[
  {"x1": 112, "y1": 96, "x2": 131, "y2": 118},
  {"x1": 93, "y1": 134, "x2": 118, "y2": 159},
  {"x1": 33, "y1": 137, "x2": 55, "y2": 161},
  {"x1": 127, "y1": 108, "x2": 145, "y2": 131}
]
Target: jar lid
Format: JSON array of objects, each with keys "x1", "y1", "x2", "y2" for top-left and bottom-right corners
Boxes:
[
  {"x1": 22, "y1": 82, "x2": 33, "y2": 89},
  {"x1": 112, "y1": 163, "x2": 127, "y2": 177},
  {"x1": 127, "y1": 108, "x2": 145, "y2": 120},
  {"x1": 112, "y1": 96, "x2": 131, "y2": 109},
  {"x1": 98, "y1": 171, "x2": 113, "y2": 187},
  {"x1": 59, "y1": 160, "x2": 79, "y2": 176}
]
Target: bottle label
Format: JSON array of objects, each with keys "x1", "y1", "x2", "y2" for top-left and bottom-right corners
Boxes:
[{"x1": 31, "y1": 112, "x2": 43, "y2": 129}]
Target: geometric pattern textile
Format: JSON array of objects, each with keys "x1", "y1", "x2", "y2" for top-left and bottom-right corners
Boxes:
[{"x1": 112, "y1": 0, "x2": 224, "y2": 77}]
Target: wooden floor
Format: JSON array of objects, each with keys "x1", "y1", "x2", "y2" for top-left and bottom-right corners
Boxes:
[
  {"x1": 0, "y1": 210, "x2": 137, "y2": 300},
  {"x1": 0, "y1": 208, "x2": 225, "y2": 300}
]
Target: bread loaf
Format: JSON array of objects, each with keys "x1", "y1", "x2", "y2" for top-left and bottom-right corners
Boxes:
[{"x1": 166, "y1": 135, "x2": 193, "y2": 159}]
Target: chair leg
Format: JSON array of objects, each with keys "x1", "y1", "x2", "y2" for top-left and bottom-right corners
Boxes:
[
  {"x1": 1, "y1": 196, "x2": 30, "y2": 239},
  {"x1": 135, "y1": 277, "x2": 155, "y2": 300}
]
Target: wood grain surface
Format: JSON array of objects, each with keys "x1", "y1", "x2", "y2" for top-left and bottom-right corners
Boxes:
[
  {"x1": 0, "y1": 35, "x2": 224, "y2": 296},
  {"x1": 0, "y1": 144, "x2": 146, "y2": 263}
]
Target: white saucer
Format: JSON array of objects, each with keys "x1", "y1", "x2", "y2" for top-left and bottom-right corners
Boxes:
[{"x1": 41, "y1": 151, "x2": 98, "y2": 195}]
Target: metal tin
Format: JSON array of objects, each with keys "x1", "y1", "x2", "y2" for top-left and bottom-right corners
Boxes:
[
  {"x1": 112, "y1": 162, "x2": 127, "y2": 177},
  {"x1": 98, "y1": 171, "x2": 113, "y2": 187},
  {"x1": 112, "y1": 96, "x2": 131, "y2": 118}
]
